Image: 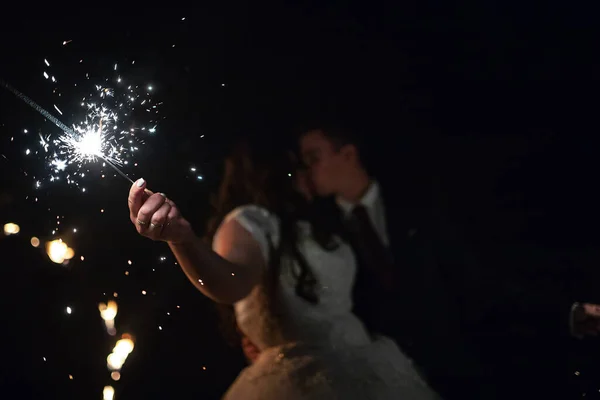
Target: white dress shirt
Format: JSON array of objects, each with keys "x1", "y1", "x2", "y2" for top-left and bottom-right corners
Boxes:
[{"x1": 336, "y1": 181, "x2": 390, "y2": 246}]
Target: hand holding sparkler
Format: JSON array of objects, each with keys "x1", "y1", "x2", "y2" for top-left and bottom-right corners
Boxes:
[{"x1": 128, "y1": 178, "x2": 194, "y2": 244}]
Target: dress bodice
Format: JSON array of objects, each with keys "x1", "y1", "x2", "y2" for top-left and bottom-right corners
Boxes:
[{"x1": 216, "y1": 205, "x2": 371, "y2": 351}]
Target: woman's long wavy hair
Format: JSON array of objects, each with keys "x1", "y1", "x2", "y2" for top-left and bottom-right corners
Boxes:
[{"x1": 205, "y1": 140, "x2": 342, "y2": 346}]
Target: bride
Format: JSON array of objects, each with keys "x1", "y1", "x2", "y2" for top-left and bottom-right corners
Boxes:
[{"x1": 126, "y1": 141, "x2": 440, "y2": 399}]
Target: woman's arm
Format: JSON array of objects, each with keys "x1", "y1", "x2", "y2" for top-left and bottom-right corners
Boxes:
[
  {"x1": 128, "y1": 179, "x2": 264, "y2": 305},
  {"x1": 169, "y1": 219, "x2": 265, "y2": 304}
]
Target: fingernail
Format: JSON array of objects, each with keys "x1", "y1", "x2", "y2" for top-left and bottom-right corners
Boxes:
[
  {"x1": 159, "y1": 193, "x2": 166, "y2": 198},
  {"x1": 136, "y1": 178, "x2": 145, "y2": 187}
]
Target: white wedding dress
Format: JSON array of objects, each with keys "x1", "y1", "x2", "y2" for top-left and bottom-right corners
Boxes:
[{"x1": 216, "y1": 205, "x2": 440, "y2": 400}]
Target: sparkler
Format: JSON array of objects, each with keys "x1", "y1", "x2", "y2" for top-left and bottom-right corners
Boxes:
[{"x1": 0, "y1": 79, "x2": 135, "y2": 184}]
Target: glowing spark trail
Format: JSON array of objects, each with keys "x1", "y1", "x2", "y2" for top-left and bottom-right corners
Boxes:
[
  {"x1": 1, "y1": 79, "x2": 75, "y2": 134},
  {"x1": 0, "y1": 79, "x2": 134, "y2": 184}
]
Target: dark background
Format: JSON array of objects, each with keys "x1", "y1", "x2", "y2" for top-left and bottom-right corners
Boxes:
[{"x1": 0, "y1": 2, "x2": 598, "y2": 399}]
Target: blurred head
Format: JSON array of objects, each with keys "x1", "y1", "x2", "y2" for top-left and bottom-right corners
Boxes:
[
  {"x1": 299, "y1": 128, "x2": 362, "y2": 197},
  {"x1": 206, "y1": 140, "x2": 300, "y2": 236}
]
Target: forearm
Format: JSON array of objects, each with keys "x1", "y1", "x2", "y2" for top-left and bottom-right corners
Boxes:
[{"x1": 168, "y1": 235, "x2": 256, "y2": 305}]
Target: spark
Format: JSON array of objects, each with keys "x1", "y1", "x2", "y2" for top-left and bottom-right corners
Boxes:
[
  {"x1": 1, "y1": 64, "x2": 160, "y2": 188},
  {"x1": 52, "y1": 159, "x2": 67, "y2": 171},
  {"x1": 43, "y1": 72, "x2": 49, "y2": 79},
  {"x1": 44, "y1": 59, "x2": 50, "y2": 67},
  {"x1": 63, "y1": 40, "x2": 72, "y2": 45},
  {"x1": 39, "y1": 134, "x2": 50, "y2": 152}
]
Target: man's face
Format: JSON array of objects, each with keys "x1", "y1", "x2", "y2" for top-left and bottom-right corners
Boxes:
[{"x1": 300, "y1": 130, "x2": 346, "y2": 196}]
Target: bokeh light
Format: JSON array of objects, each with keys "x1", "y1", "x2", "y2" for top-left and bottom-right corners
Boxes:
[
  {"x1": 30, "y1": 236, "x2": 40, "y2": 247},
  {"x1": 99, "y1": 301, "x2": 118, "y2": 336},
  {"x1": 103, "y1": 385, "x2": 115, "y2": 400},
  {"x1": 107, "y1": 335, "x2": 134, "y2": 371},
  {"x1": 46, "y1": 239, "x2": 75, "y2": 264},
  {"x1": 3, "y1": 223, "x2": 20, "y2": 235}
]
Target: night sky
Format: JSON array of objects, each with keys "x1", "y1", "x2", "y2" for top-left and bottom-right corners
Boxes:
[{"x1": 0, "y1": 3, "x2": 599, "y2": 399}]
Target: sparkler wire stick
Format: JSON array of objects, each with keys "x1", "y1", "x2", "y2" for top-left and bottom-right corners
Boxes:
[
  {"x1": 0, "y1": 79, "x2": 134, "y2": 184},
  {"x1": 103, "y1": 158, "x2": 134, "y2": 184}
]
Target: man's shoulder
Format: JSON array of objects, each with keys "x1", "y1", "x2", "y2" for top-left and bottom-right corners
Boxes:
[
  {"x1": 376, "y1": 178, "x2": 463, "y2": 245},
  {"x1": 376, "y1": 180, "x2": 434, "y2": 221}
]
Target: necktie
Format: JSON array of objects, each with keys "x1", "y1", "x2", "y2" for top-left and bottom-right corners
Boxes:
[
  {"x1": 346, "y1": 205, "x2": 395, "y2": 336},
  {"x1": 348, "y1": 205, "x2": 395, "y2": 289}
]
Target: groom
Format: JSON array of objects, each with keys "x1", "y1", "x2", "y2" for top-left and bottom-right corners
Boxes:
[{"x1": 299, "y1": 126, "x2": 489, "y2": 399}]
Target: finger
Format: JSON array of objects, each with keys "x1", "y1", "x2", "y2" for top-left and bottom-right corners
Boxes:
[
  {"x1": 160, "y1": 204, "x2": 181, "y2": 239},
  {"x1": 128, "y1": 178, "x2": 147, "y2": 222},
  {"x1": 137, "y1": 193, "x2": 167, "y2": 231},
  {"x1": 149, "y1": 202, "x2": 172, "y2": 238},
  {"x1": 164, "y1": 200, "x2": 178, "y2": 217}
]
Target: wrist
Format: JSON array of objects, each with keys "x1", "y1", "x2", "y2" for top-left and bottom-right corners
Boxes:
[{"x1": 168, "y1": 220, "x2": 196, "y2": 246}]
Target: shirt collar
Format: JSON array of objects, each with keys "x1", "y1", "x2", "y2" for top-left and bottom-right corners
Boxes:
[{"x1": 336, "y1": 181, "x2": 381, "y2": 216}]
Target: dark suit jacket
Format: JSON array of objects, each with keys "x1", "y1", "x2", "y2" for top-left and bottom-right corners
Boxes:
[{"x1": 347, "y1": 180, "x2": 493, "y2": 399}]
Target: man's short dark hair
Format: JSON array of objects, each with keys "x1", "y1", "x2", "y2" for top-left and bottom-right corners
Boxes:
[
  {"x1": 296, "y1": 121, "x2": 371, "y2": 172},
  {"x1": 298, "y1": 121, "x2": 363, "y2": 152}
]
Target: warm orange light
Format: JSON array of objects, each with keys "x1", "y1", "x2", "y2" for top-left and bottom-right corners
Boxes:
[
  {"x1": 106, "y1": 335, "x2": 135, "y2": 371},
  {"x1": 103, "y1": 385, "x2": 115, "y2": 400},
  {"x1": 64, "y1": 247, "x2": 75, "y2": 260},
  {"x1": 3, "y1": 223, "x2": 20, "y2": 235},
  {"x1": 30, "y1": 237, "x2": 40, "y2": 247},
  {"x1": 114, "y1": 338, "x2": 135, "y2": 355},
  {"x1": 45, "y1": 239, "x2": 75, "y2": 264},
  {"x1": 46, "y1": 240, "x2": 68, "y2": 263},
  {"x1": 99, "y1": 301, "x2": 118, "y2": 321}
]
